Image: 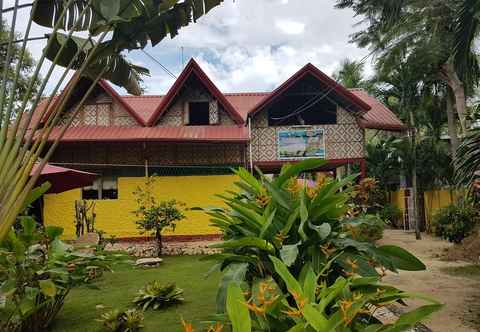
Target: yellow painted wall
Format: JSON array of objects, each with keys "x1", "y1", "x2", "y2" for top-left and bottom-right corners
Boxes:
[
  {"x1": 44, "y1": 175, "x2": 238, "y2": 240},
  {"x1": 389, "y1": 189, "x2": 460, "y2": 230},
  {"x1": 423, "y1": 189, "x2": 460, "y2": 227}
]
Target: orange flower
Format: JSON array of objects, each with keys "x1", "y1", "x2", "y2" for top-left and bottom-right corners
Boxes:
[
  {"x1": 346, "y1": 258, "x2": 359, "y2": 272},
  {"x1": 206, "y1": 323, "x2": 224, "y2": 332},
  {"x1": 243, "y1": 301, "x2": 266, "y2": 316},
  {"x1": 281, "y1": 308, "x2": 303, "y2": 318},
  {"x1": 182, "y1": 319, "x2": 196, "y2": 332},
  {"x1": 256, "y1": 195, "x2": 271, "y2": 207}
]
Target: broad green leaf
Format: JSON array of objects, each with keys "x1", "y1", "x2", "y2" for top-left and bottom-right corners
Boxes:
[
  {"x1": 227, "y1": 283, "x2": 252, "y2": 332},
  {"x1": 45, "y1": 226, "x2": 64, "y2": 240},
  {"x1": 21, "y1": 182, "x2": 51, "y2": 212},
  {"x1": 269, "y1": 256, "x2": 303, "y2": 301},
  {"x1": 303, "y1": 266, "x2": 317, "y2": 303},
  {"x1": 384, "y1": 304, "x2": 443, "y2": 332},
  {"x1": 308, "y1": 222, "x2": 331, "y2": 240},
  {"x1": 39, "y1": 279, "x2": 57, "y2": 297},
  {"x1": 211, "y1": 237, "x2": 275, "y2": 253},
  {"x1": 302, "y1": 304, "x2": 329, "y2": 331},
  {"x1": 216, "y1": 263, "x2": 248, "y2": 313},
  {"x1": 275, "y1": 159, "x2": 327, "y2": 186},
  {"x1": 375, "y1": 245, "x2": 426, "y2": 271},
  {"x1": 280, "y1": 243, "x2": 299, "y2": 267},
  {"x1": 286, "y1": 324, "x2": 307, "y2": 332}
]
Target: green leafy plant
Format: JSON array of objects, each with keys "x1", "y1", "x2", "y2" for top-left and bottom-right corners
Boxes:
[
  {"x1": 379, "y1": 203, "x2": 403, "y2": 226},
  {"x1": 353, "y1": 214, "x2": 385, "y2": 242},
  {"x1": 197, "y1": 160, "x2": 426, "y2": 312},
  {"x1": 132, "y1": 176, "x2": 186, "y2": 256},
  {"x1": 0, "y1": 218, "x2": 115, "y2": 332},
  {"x1": 133, "y1": 281, "x2": 184, "y2": 311},
  {"x1": 221, "y1": 256, "x2": 442, "y2": 332},
  {"x1": 0, "y1": 0, "x2": 224, "y2": 242},
  {"x1": 433, "y1": 202, "x2": 478, "y2": 243},
  {"x1": 98, "y1": 308, "x2": 144, "y2": 332}
]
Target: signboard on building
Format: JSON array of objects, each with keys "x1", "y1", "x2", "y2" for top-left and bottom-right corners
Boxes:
[{"x1": 278, "y1": 129, "x2": 325, "y2": 160}]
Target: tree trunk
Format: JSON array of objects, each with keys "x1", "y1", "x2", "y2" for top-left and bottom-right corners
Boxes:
[
  {"x1": 155, "y1": 229, "x2": 163, "y2": 257},
  {"x1": 441, "y1": 63, "x2": 467, "y2": 135},
  {"x1": 446, "y1": 89, "x2": 460, "y2": 159},
  {"x1": 409, "y1": 110, "x2": 422, "y2": 240}
]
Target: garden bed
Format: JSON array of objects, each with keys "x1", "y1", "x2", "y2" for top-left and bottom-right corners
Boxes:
[{"x1": 50, "y1": 255, "x2": 220, "y2": 332}]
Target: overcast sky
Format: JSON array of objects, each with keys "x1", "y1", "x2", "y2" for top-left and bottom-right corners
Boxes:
[{"x1": 3, "y1": 0, "x2": 371, "y2": 95}]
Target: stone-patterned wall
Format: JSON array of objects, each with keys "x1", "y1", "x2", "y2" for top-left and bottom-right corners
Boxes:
[
  {"x1": 51, "y1": 142, "x2": 246, "y2": 167},
  {"x1": 59, "y1": 93, "x2": 138, "y2": 127},
  {"x1": 251, "y1": 107, "x2": 364, "y2": 162}
]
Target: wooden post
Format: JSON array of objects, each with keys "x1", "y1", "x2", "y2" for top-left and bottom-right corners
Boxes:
[{"x1": 359, "y1": 159, "x2": 367, "y2": 179}]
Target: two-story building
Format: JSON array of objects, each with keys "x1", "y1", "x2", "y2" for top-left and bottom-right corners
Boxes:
[{"x1": 31, "y1": 59, "x2": 405, "y2": 240}]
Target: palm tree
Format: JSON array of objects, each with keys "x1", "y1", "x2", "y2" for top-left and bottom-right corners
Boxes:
[
  {"x1": 455, "y1": 128, "x2": 480, "y2": 190},
  {"x1": 0, "y1": 0, "x2": 223, "y2": 240},
  {"x1": 333, "y1": 58, "x2": 373, "y2": 91}
]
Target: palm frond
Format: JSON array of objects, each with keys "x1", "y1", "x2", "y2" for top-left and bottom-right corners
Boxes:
[{"x1": 455, "y1": 127, "x2": 480, "y2": 187}]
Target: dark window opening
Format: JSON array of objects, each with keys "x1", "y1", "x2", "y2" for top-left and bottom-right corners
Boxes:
[
  {"x1": 81, "y1": 176, "x2": 118, "y2": 200},
  {"x1": 268, "y1": 94, "x2": 337, "y2": 126},
  {"x1": 188, "y1": 102, "x2": 210, "y2": 125}
]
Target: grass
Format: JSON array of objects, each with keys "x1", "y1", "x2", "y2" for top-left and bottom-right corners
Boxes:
[
  {"x1": 440, "y1": 264, "x2": 480, "y2": 280},
  {"x1": 51, "y1": 255, "x2": 221, "y2": 332}
]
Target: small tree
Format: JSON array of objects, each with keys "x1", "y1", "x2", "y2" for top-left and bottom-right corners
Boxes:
[{"x1": 132, "y1": 176, "x2": 186, "y2": 257}]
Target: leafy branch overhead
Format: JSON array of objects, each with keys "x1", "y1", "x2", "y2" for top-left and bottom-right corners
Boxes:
[{"x1": 34, "y1": 0, "x2": 224, "y2": 95}]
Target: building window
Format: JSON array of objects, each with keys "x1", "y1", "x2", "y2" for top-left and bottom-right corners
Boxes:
[
  {"x1": 188, "y1": 102, "x2": 210, "y2": 125},
  {"x1": 82, "y1": 176, "x2": 118, "y2": 200},
  {"x1": 268, "y1": 95, "x2": 337, "y2": 126}
]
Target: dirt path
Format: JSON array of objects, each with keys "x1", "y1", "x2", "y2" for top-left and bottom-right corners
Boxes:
[{"x1": 380, "y1": 230, "x2": 479, "y2": 332}]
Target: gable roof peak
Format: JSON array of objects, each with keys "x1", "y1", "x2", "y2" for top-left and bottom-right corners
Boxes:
[
  {"x1": 147, "y1": 57, "x2": 245, "y2": 126},
  {"x1": 248, "y1": 62, "x2": 372, "y2": 117}
]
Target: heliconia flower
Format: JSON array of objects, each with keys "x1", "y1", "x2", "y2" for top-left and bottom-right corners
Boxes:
[
  {"x1": 281, "y1": 308, "x2": 303, "y2": 318},
  {"x1": 181, "y1": 319, "x2": 196, "y2": 332}
]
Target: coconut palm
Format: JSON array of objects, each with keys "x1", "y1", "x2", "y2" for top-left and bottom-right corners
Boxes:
[
  {"x1": 455, "y1": 127, "x2": 480, "y2": 189},
  {"x1": 0, "y1": 0, "x2": 223, "y2": 240}
]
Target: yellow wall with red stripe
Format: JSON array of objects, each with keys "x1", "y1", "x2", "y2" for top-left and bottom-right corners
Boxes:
[{"x1": 43, "y1": 175, "x2": 238, "y2": 240}]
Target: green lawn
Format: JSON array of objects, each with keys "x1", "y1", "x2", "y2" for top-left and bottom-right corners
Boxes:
[{"x1": 51, "y1": 255, "x2": 221, "y2": 332}]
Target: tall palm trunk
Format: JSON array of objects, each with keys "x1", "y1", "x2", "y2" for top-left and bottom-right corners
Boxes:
[
  {"x1": 442, "y1": 62, "x2": 467, "y2": 135},
  {"x1": 409, "y1": 110, "x2": 422, "y2": 240},
  {"x1": 446, "y1": 89, "x2": 460, "y2": 158}
]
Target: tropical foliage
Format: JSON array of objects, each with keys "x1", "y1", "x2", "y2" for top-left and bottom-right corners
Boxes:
[
  {"x1": 197, "y1": 160, "x2": 426, "y2": 313},
  {"x1": 433, "y1": 201, "x2": 479, "y2": 243},
  {"x1": 455, "y1": 128, "x2": 480, "y2": 192},
  {"x1": 98, "y1": 308, "x2": 144, "y2": 332},
  {"x1": 0, "y1": 218, "x2": 115, "y2": 332},
  {"x1": 222, "y1": 256, "x2": 442, "y2": 332},
  {"x1": 133, "y1": 281, "x2": 184, "y2": 311},
  {"x1": 0, "y1": 0, "x2": 223, "y2": 242},
  {"x1": 132, "y1": 176, "x2": 186, "y2": 256}
]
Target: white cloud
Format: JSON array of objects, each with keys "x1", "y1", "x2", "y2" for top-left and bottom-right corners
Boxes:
[
  {"x1": 2, "y1": 0, "x2": 372, "y2": 95},
  {"x1": 275, "y1": 19, "x2": 305, "y2": 35}
]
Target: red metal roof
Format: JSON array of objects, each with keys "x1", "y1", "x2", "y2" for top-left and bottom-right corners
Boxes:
[
  {"x1": 29, "y1": 62, "x2": 405, "y2": 144},
  {"x1": 43, "y1": 126, "x2": 249, "y2": 143},
  {"x1": 349, "y1": 89, "x2": 407, "y2": 131},
  {"x1": 249, "y1": 63, "x2": 372, "y2": 118}
]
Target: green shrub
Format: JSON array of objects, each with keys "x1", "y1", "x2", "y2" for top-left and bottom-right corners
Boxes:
[
  {"x1": 98, "y1": 308, "x2": 144, "y2": 332},
  {"x1": 0, "y1": 218, "x2": 116, "y2": 332},
  {"x1": 433, "y1": 203, "x2": 478, "y2": 243},
  {"x1": 354, "y1": 214, "x2": 385, "y2": 242},
  {"x1": 133, "y1": 281, "x2": 184, "y2": 310},
  {"x1": 198, "y1": 160, "x2": 426, "y2": 313},
  {"x1": 379, "y1": 203, "x2": 402, "y2": 226}
]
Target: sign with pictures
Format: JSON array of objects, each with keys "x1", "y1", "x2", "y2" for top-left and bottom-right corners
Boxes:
[{"x1": 278, "y1": 129, "x2": 326, "y2": 160}]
